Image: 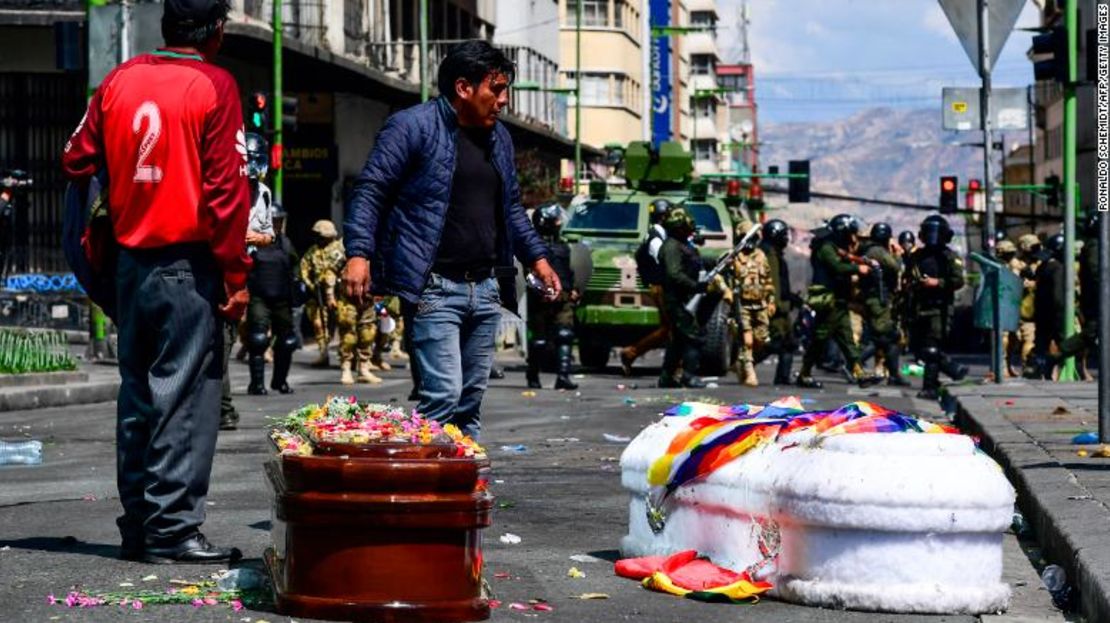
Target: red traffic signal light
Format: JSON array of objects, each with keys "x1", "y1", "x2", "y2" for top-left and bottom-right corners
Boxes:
[
  {"x1": 252, "y1": 92, "x2": 268, "y2": 110},
  {"x1": 939, "y1": 176, "x2": 958, "y2": 214}
]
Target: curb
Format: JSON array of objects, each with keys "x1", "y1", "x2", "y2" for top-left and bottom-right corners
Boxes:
[
  {"x1": 0, "y1": 381, "x2": 119, "y2": 412},
  {"x1": 951, "y1": 386, "x2": 1110, "y2": 623}
]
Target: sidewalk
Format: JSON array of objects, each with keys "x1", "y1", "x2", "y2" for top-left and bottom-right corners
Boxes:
[
  {"x1": 951, "y1": 380, "x2": 1110, "y2": 623},
  {"x1": 0, "y1": 363, "x2": 121, "y2": 412}
]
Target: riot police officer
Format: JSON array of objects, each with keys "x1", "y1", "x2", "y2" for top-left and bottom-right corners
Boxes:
[
  {"x1": 658, "y1": 207, "x2": 707, "y2": 389},
  {"x1": 758, "y1": 219, "x2": 800, "y2": 385},
  {"x1": 621, "y1": 198, "x2": 674, "y2": 375},
  {"x1": 1052, "y1": 213, "x2": 1100, "y2": 372},
  {"x1": 1033, "y1": 232, "x2": 1066, "y2": 378},
  {"x1": 861, "y1": 222, "x2": 908, "y2": 385},
  {"x1": 906, "y1": 215, "x2": 968, "y2": 399},
  {"x1": 526, "y1": 203, "x2": 579, "y2": 390},
  {"x1": 797, "y1": 214, "x2": 882, "y2": 389},
  {"x1": 246, "y1": 206, "x2": 299, "y2": 395}
]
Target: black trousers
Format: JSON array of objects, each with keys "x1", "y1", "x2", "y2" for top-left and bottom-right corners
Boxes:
[{"x1": 115, "y1": 244, "x2": 223, "y2": 546}]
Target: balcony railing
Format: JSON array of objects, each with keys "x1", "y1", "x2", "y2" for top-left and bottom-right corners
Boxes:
[
  {"x1": 364, "y1": 39, "x2": 567, "y2": 136},
  {"x1": 226, "y1": 2, "x2": 568, "y2": 139}
]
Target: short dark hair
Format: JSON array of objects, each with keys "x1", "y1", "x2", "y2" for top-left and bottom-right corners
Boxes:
[
  {"x1": 162, "y1": 1, "x2": 229, "y2": 47},
  {"x1": 436, "y1": 40, "x2": 515, "y2": 100}
]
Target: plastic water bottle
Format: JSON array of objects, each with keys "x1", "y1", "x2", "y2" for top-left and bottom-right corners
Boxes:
[
  {"x1": 216, "y1": 567, "x2": 267, "y2": 591},
  {"x1": 0, "y1": 440, "x2": 43, "y2": 466},
  {"x1": 1041, "y1": 564, "x2": 1073, "y2": 609}
]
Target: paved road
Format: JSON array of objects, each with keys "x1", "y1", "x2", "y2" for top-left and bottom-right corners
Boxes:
[{"x1": 0, "y1": 352, "x2": 1067, "y2": 622}]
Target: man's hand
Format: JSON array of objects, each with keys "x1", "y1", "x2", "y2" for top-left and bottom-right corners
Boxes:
[
  {"x1": 922, "y1": 277, "x2": 940, "y2": 288},
  {"x1": 245, "y1": 231, "x2": 273, "y2": 247},
  {"x1": 531, "y1": 258, "x2": 562, "y2": 302},
  {"x1": 219, "y1": 284, "x2": 249, "y2": 321},
  {"x1": 344, "y1": 257, "x2": 371, "y2": 307},
  {"x1": 857, "y1": 263, "x2": 871, "y2": 276},
  {"x1": 569, "y1": 288, "x2": 581, "y2": 303}
]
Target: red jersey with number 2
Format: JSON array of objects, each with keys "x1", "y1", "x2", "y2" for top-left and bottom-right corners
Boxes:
[{"x1": 62, "y1": 50, "x2": 252, "y2": 290}]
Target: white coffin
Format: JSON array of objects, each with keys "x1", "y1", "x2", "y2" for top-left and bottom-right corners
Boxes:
[{"x1": 620, "y1": 414, "x2": 1016, "y2": 614}]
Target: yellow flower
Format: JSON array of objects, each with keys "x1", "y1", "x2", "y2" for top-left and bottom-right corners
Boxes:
[{"x1": 179, "y1": 586, "x2": 200, "y2": 596}]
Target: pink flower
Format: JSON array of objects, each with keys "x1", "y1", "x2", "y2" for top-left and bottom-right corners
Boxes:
[
  {"x1": 203, "y1": 597, "x2": 218, "y2": 606},
  {"x1": 46, "y1": 594, "x2": 56, "y2": 605},
  {"x1": 231, "y1": 599, "x2": 244, "y2": 612},
  {"x1": 65, "y1": 592, "x2": 78, "y2": 607},
  {"x1": 192, "y1": 599, "x2": 204, "y2": 608},
  {"x1": 132, "y1": 600, "x2": 143, "y2": 610}
]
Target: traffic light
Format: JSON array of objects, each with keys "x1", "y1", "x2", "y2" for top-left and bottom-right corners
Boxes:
[
  {"x1": 281, "y1": 95, "x2": 299, "y2": 130},
  {"x1": 966, "y1": 178, "x2": 981, "y2": 210},
  {"x1": 1044, "y1": 174, "x2": 1061, "y2": 208},
  {"x1": 788, "y1": 159, "x2": 810, "y2": 203},
  {"x1": 1032, "y1": 26, "x2": 1069, "y2": 84},
  {"x1": 939, "y1": 176, "x2": 958, "y2": 214},
  {"x1": 248, "y1": 91, "x2": 269, "y2": 132}
]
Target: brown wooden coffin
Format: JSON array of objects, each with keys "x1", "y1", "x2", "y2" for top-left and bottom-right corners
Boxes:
[{"x1": 265, "y1": 442, "x2": 492, "y2": 622}]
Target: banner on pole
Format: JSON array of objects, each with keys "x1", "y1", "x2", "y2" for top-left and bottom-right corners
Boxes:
[{"x1": 650, "y1": 0, "x2": 671, "y2": 148}]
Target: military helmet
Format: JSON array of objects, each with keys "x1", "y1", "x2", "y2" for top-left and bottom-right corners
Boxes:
[
  {"x1": 762, "y1": 219, "x2": 789, "y2": 249},
  {"x1": 1017, "y1": 233, "x2": 1041, "y2": 255},
  {"x1": 870, "y1": 222, "x2": 893, "y2": 245},
  {"x1": 827, "y1": 213, "x2": 860, "y2": 248},
  {"x1": 311, "y1": 219, "x2": 338, "y2": 239},
  {"x1": 1044, "y1": 232, "x2": 1065, "y2": 259},
  {"x1": 531, "y1": 202, "x2": 565, "y2": 236},
  {"x1": 245, "y1": 132, "x2": 269, "y2": 181},
  {"x1": 662, "y1": 206, "x2": 695, "y2": 236},
  {"x1": 898, "y1": 230, "x2": 915, "y2": 250},
  {"x1": 919, "y1": 214, "x2": 953, "y2": 247},
  {"x1": 996, "y1": 239, "x2": 1017, "y2": 256},
  {"x1": 648, "y1": 198, "x2": 674, "y2": 225},
  {"x1": 735, "y1": 221, "x2": 760, "y2": 248}
]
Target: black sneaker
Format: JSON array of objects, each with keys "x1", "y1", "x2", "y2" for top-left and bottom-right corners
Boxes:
[
  {"x1": 796, "y1": 375, "x2": 823, "y2": 389},
  {"x1": 916, "y1": 387, "x2": 940, "y2": 401},
  {"x1": 657, "y1": 375, "x2": 683, "y2": 389}
]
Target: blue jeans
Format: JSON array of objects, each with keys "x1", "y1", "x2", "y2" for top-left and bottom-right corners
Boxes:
[{"x1": 412, "y1": 274, "x2": 502, "y2": 438}]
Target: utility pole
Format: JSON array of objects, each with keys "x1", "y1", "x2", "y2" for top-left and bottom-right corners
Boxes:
[
  {"x1": 273, "y1": 0, "x2": 284, "y2": 202},
  {"x1": 419, "y1": 0, "x2": 429, "y2": 102},
  {"x1": 1058, "y1": 0, "x2": 1079, "y2": 381},
  {"x1": 575, "y1": 0, "x2": 581, "y2": 187},
  {"x1": 977, "y1": 0, "x2": 1002, "y2": 384}
]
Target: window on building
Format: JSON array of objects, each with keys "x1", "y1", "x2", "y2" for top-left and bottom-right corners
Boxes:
[
  {"x1": 564, "y1": 71, "x2": 635, "y2": 107},
  {"x1": 693, "y1": 139, "x2": 717, "y2": 161},
  {"x1": 692, "y1": 98, "x2": 716, "y2": 119},
  {"x1": 567, "y1": 0, "x2": 609, "y2": 27},
  {"x1": 691, "y1": 55, "x2": 714, "y2": 76},
  {"x1": 690, "y1": 11, "x2": 716, "y2": 29}
]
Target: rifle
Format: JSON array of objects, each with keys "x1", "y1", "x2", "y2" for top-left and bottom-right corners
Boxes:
[
  {"x1": 685, "y1": 223, "x2": 762, "y2": 315},
  {"x1": 837, "y1": 249, "x2": 886, "y2": 305}
]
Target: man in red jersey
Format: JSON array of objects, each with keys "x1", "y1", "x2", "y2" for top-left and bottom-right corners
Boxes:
[{"x1": 62, "y1": 0, "x2": 250, "y2": 564}]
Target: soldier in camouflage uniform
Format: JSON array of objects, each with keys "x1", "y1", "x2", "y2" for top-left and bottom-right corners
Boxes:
[
  {"x1": 861, "y1": 222, "x2": 909, "y2": 385},
  {"x1": 298, "y1": 220, "x2": 344, "y2": 367},
  {"x1": 906, "y1": 215, "x2": 968, "y2": 399},
  {"x1": 1015, "y1": 233, "x2": 1041, "y2": 377},
  {"x1": 336, "y1": 289, "x2": 383, "y2": 385},
  {"x1": 732, "y1": 221, "x2": 775, "y2": 387}
]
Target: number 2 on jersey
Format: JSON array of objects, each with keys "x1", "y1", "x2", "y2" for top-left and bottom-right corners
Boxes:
[{"x1": 132, "y1": 101, "x2": 163, "y2": 183}]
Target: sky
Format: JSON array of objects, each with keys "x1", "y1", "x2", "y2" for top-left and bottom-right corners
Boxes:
[{"x1": 714, "y1": 0, "x2": 1044, "y2": 124}]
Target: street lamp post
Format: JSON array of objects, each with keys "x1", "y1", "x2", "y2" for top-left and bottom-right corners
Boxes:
[{"x1": 574, "y1": 0, "x2": 582, "y2": 188}]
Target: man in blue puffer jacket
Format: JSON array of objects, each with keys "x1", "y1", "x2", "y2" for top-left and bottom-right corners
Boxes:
[{"x1": 344, "y1": 40, "x2": 562, "y2": 438}]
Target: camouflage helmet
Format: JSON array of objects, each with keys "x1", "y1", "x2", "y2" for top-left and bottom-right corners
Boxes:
[
  {"x1": 996, "y1": 239, "x2": 1017, "y2": 256},
  {"x1": 311, "y1": 219, "x2": 338, "y2": 239},
  {"x1": 1017, "y1": 233, "x2": 1040, "y2": 254},
  {"x1": 662, "y1": 207, "x2": 695, "y2": 235}
]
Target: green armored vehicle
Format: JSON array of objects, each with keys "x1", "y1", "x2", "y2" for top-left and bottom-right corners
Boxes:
[{"x1": 562, "y1": 141, "x2": 748, "y2": 376}]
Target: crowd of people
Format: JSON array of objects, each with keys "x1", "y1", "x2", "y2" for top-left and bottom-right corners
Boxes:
[{"x1": 619, "y1": 203, "x2": 1098, "y2": 401}]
